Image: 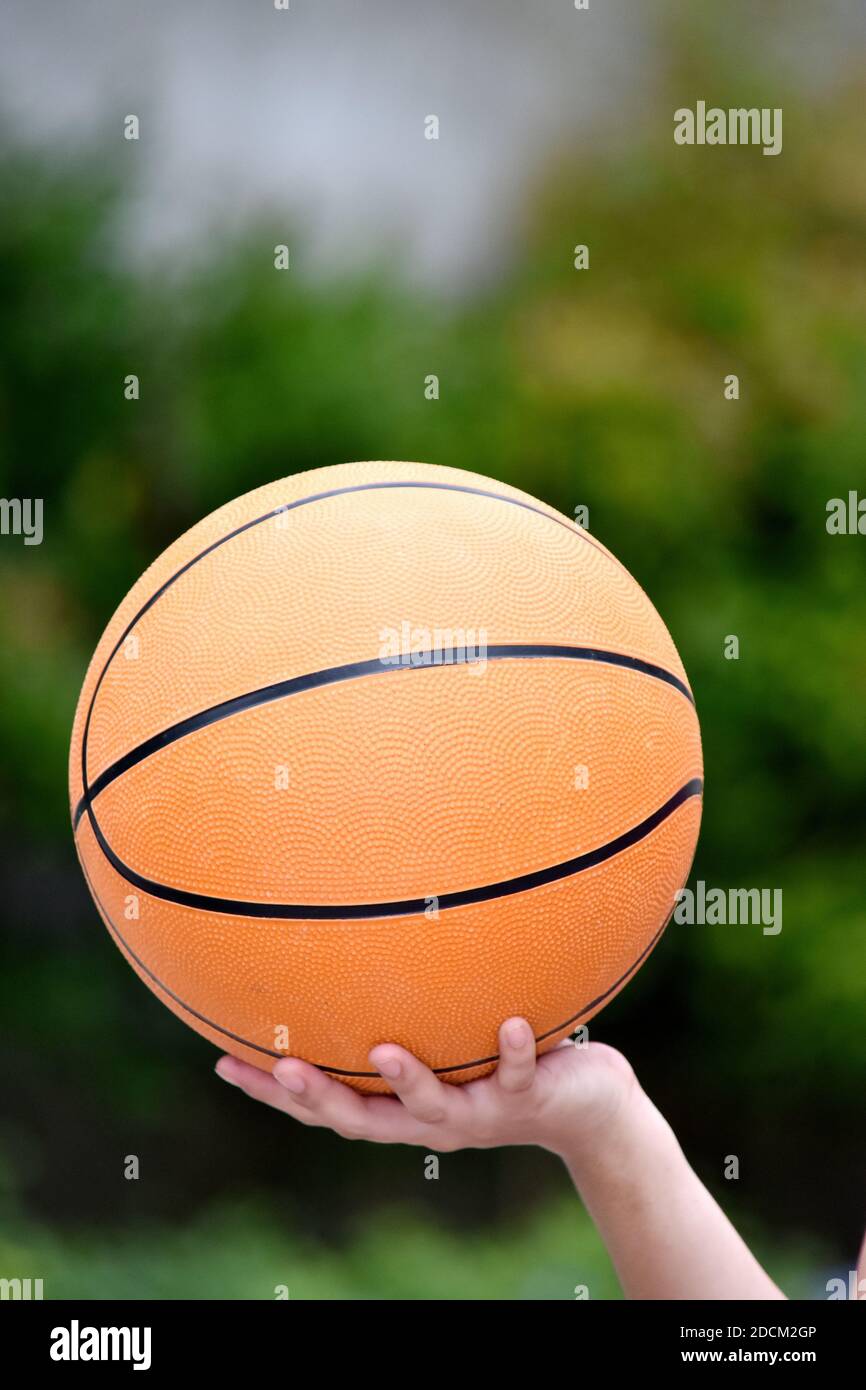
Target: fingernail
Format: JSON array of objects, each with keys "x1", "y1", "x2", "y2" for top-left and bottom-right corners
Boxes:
[
  {"x1": 276, "y1": 1067, "x2": 306, "y2": 1095},
  {"x1": 376, "y1": 1057, "x2": 402, "y2": 1080},
  {"x1": 507, "y1": 1021, "x2": 528, "y2": 1047}
]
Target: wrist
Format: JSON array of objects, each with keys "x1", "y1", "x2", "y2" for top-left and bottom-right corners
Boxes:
[{"x1": 552, "y1": 1073, "x2": 668, "y2": 1180}]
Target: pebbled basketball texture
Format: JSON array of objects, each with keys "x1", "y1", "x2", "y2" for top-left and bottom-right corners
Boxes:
[{"x1": 70, "y1": 460, "x2": 703, "y2": 1092}]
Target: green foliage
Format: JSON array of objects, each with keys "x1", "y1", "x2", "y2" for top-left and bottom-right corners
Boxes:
[{"x1": 0, "y1": 1197, "x2": 824, "y2": 1300}]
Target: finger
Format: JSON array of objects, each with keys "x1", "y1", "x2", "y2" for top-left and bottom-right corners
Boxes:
[
  {"x1": 217, "y1": 1054, "x2": 451, "y2": 1145},
  {"x1": 367, "y1": 1044, "x2": 458, "y2": 1124},
  {"x1": 271, "y1": 1057, "x2": 449, "y2": 1145},
  {"x1": 494, "y1": 1017, "x2": 537, "y2": 1093},
  {"x1": 271, "y1": 1057, "x2": 379, "y2": 1139},
  {"x1": 215, "y1": 1055, "x2": 325, "y2": 1125}
]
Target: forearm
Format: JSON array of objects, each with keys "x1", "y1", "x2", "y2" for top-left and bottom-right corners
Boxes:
[{"x1": 559, "y1": 1085, "x2": 785, "y2": 1301}]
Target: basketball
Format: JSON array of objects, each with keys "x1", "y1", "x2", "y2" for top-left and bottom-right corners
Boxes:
[{"x1": 69, "y1": 460, "x2": 702, "y2": 1091}]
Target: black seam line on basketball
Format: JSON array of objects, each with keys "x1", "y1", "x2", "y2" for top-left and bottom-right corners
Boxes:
[
  {"x1": 72, "y1": 644, "x2": 695, "y2": 828},
  {"x1": 84, "y1": 777, "x2": 702, "y2": 921},
  {"x1": 77, "y1": 477, "x2": 628, "y2": 814},
  {"x1": 78, "y1": 843, "x2": 673, "y2": 1074}
]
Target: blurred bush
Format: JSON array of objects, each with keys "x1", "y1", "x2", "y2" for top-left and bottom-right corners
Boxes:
[{"x1": 0, "y1": 1195, "x2": 825, "y2": 1300}]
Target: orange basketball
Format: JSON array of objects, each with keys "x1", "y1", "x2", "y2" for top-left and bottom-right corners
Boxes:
[{"x1": 70, "y1": 460, "x2": 702, "y2": 1091}]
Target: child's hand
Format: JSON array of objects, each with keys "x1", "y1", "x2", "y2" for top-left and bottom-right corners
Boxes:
[
  {"x1": 216, "y1": 1025, "x2": 791, "y2": 1299},
  {"x1": 215, "y1": 1020, "x2": 636, "y2": 1157}
]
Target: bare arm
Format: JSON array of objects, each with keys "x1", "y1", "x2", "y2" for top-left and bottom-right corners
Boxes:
[
  {"x1": 217, "y1": 1022, "x2": 786, "y2": 1301},
  {"x1": 560, "y1": 1080, "x2": 784, "y2": 1300}
]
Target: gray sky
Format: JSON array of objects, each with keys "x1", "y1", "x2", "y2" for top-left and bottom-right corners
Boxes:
[{"x1": 1, "y1": 0, "x2": 864, "y2": 291}]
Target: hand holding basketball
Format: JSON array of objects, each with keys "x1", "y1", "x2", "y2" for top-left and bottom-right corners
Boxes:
[{"x1": 215, "y1": 1022, "x2": 636, "y2": 1157}]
